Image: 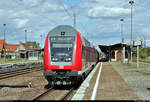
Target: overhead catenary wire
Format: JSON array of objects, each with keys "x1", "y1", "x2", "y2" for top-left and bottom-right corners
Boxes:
[
  {"x1": 58, "y1": 0, "x2": 90, "y2": 43},
  {"x1": 58, "y1": 0, "x2": 74, "y2": 20},
  {"x1": 58, "y1": 0, "x2": 86, "y2": 29}
]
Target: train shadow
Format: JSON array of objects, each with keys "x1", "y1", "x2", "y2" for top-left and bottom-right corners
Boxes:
[
  {"x1": 0, "y1": 84, "x2": 29, "y2": 88},
  {"x1": 44, "y1": 82, "x2": 82, "y2": 90},
  {"x1": 53, "y1": 85, "x2": 73, "y2": 90},
  {"x1": 44, "y1": 84, "x2": 74, "y2": 90}
]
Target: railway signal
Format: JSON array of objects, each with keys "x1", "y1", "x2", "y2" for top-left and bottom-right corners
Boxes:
[{"x1": 133, "y1": 38, "x2": 136, "y2": 46}]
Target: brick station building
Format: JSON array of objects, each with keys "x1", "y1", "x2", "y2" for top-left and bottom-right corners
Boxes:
[{"x1": 99, "y1": 43, "x2": 131, "y2": 62}]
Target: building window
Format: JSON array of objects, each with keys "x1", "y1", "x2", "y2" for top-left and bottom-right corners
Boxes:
[
  {"x1": 111, "y1": 51, "x2": 115, "y2": 59},
  {"x1": 125, "y1": 51, "x2": 128, "y2": 58}
]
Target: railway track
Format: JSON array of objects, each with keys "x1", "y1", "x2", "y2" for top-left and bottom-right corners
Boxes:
[
  {"x1": 31, "y1": 64, "x2": 96, "y2": 100},
  {"x1": 0, "y1": 67, "x2": 43, "y2": 79},
  {"x1": 60, "y1": 87, "x2": 74, "y2": 100},
  {"x1": 32, "y1": 87, "x2": 74, "y2": 100}
]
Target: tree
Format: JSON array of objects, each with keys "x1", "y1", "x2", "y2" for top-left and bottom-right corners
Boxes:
[
  {"x1": 133, "y1": 46, "x2": 149, "y2": 60},
  {"x1": 99, "y1": 51, "x2": 105, "y2": 58},
  {"x1": 139, "y1": 46, "x2": 148, "y2": 59},
  {"x1": 147, "y1": 47, "x2": 150, "y2": 56},
  {"x1": 26, "y1": 41, "x2": 40, "y2": 48}
]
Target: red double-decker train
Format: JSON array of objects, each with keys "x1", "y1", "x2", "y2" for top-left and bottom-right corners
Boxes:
[{"x1": 43, "y1": 25, "x2": 99, "y2": 86}]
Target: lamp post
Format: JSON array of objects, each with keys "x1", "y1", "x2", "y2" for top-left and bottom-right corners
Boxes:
[
  {"x1": 25, "y1": 29, "x2": 27, "y2": 43},
  {"x1": 120, "y1": 19, "x2": 125, "y2": 63},
  {"x1": 3, "y1": 24, "x2": 6, "y2": 62},
  {"x1": 120, "y1": 19, "x2": 124, "y2": 43},
  {"x1": 129, "y1": 0, "x2": 134, "y2": 64},
  {"x1": 40, "y1": 35, "x2": 42, "y2": 48},
  {"x1": 137, "y1": 40, "x2": 139, "y2": 69},
  {"x1": 24, "y1": 29, "x2": 27, "y2": 59}
]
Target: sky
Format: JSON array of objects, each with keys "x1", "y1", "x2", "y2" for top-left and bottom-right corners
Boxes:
[{"x1": 0, "y1": 0, "x2": 150, "y2": 51}]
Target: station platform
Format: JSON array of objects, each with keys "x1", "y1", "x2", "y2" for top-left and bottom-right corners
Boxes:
[{"x1": 72, "y1": 62, "x2": 139, "y2": 100}]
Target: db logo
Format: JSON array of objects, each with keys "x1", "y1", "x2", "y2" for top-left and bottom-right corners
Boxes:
[{"x1": 59, "y1": 65, "x2": 64, "y2": 69}]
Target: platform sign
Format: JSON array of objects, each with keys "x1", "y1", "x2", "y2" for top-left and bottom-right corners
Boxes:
[
  {"x1": 133, "y1": 38, "x2": 136, "y2": 46},
  {"x1": 139, "y1": 38, "x2": 143, "y2": 46}
]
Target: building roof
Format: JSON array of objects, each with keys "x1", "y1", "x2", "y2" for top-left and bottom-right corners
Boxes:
[
  {"x1": 0, "y1": 40, "x2": 19, "y2": 53},
  {"x1": 5, "y1": 44, "x2": 19, "y2": 52},
  {"x1": 0, "y1": 40, "x2": 4, "y2": 52},
  {"x1": 99, "y1": 43, "x2": 131, "y2": 54},
  {"x1": 20, "y1": 42, "x2": 33, "y2": 51}
]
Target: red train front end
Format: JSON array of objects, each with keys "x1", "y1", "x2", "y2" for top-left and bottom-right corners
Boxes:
[{"x1": 44, "y1": 25, "x2": 83, "y2": 85}]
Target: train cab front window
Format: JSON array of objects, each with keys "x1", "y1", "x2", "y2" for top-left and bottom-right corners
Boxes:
[
  {"x1": 51, "y1": 43, "x2": 73, "y2": 57},
  {"x1": 50, "y1": 43, "x2": 73, "y2": 62},
  {"x1": 50, "y1": 36, "x2": 75, "y2": 62}
]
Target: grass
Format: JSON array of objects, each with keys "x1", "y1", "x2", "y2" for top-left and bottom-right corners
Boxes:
[
  {"x1": 133, "y1": 57, "x2": 150, "y2": 63},
  {"x1": 111, "y1": 61, "x2": 150, "y2": 73}
]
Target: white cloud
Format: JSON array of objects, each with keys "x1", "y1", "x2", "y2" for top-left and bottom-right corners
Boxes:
[
  {"x1": 21, "y1": 0, "x2": 42, "y2": 8},
  {"x1": 88, "y1": 6, "x2": 130, "y2": 19},
  {"x1": 98, "y1": 24, "x2": 120, "y2": 32},
  {"x1": 140, "y1": 26, "x2": 150, "y2": 37},
  {"x1": 13, "y1": 19, "x2": 29, "y2": 28},
  {"x1": 11, "y1": 10, "x2": 32, "y2": 19},
  {"x1": 43, "y1": 3, "x2": 64, "y2": 11}
]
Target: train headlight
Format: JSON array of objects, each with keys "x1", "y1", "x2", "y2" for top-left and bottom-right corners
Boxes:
[
  {"x1": 52, "y1": 57, "x2": 58, "y2": 61},
  {"x1": 65, "y1": 57, "x2": 71, "y2": 61}
]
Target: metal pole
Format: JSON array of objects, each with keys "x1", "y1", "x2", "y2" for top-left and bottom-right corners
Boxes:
[
  {"x1": 24, "y1": 29, "x2": 27, "y2": 59},
  {"x1": 3, "y1": 24, "x2": 6, "y2": 62},
  {"x1": 137, "y1": 44, "x2": 139, "y2": 68},
  {"x1": 120, "y1": 19, "x2": 124, "y2": 43},
  {"x1": 130, "y1": 5, "x2": 133, "y2": 63},
  {"x1": 144, "y1": 36, "x2": 146, "y2": 47},
  {"x1": 25, "y1": 29, "x2": 27, "y2": 43},
  {"x1": 129, "y1": 0, "x2": 134, "y2": 64},
  {"x1": 40, "y1": 35, "x2": 42, "y2": 48},
  {"x1": 120, "y1": 19, "x2": 124, "y2": 62},
  {"x1": 123, "y1": 46, "x2": 125, "y2": 63},
  {"x1": 74, "y1": 13, "x2": 76, "y2": 29},
  {"x1": 121, "y1": 23, "x2": 123, "y2": 42}
]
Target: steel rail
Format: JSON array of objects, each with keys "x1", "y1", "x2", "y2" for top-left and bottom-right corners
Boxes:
[
  {"x1": 0, "y1": 65, "x2": 42, "y2": 75},
  {"x1": 32, "y1": 87, "x2": 54, "y2": 101},
  {"x1": 61, "y1": 88, "x2": 74, "y2": 100},
  {"x1": 0, "y1": 67, "x2": 42, "y2": 79}
]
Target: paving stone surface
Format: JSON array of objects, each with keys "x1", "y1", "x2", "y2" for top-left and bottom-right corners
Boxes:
[
  {"x1": 95, "y1": 62, "x2": 139, "y2": 100},
  {"x1": 83, "y1": 62, "x2": 139, "y2": 100}
]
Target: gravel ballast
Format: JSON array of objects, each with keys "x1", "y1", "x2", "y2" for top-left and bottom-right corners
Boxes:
[{"x1": 111, "y1": 62, "x2": 150, "y2": 100}]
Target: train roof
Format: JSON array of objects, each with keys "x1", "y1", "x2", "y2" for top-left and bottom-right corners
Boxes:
[
  {"x1": 48, "y1": 25, "x2": 78, "y2": 36},
  {"x1": 48, "y1": 25, "x2": 95, "y2": 49}
]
